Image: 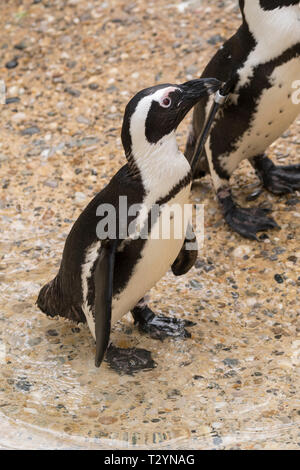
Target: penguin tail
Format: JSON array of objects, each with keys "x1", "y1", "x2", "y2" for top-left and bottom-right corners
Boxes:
[{"x1": 36, "y1": 276, "x2": 86, "y2": 324}]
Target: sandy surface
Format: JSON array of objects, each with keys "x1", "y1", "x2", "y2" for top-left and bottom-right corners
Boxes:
[{"x1": 0, "y1": 0, "x2": 299, "y2": 450}]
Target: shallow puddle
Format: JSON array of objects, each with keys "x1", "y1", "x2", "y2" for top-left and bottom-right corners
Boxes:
[{"x1": 0, "y1": 218, "x2": 299, "y2": 449}]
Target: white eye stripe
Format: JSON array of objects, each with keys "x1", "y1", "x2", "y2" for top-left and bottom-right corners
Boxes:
[{"x1": 160, "y1": 97, "x2": 172, "y2": 108}]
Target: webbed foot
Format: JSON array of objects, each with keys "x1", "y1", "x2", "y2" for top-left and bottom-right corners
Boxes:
[
  {"x1": 218, "y1": 188, "x2": 280, "y2": 240},
  {"x1": 252, "y1": 155, "x2": 300, "y2": 195},
  {"x1": 105, "y1": 343, "x2": 156, "y2": 375},
  {"x1": 131, "y1": 302, "x2": 195, "y2": 340}
]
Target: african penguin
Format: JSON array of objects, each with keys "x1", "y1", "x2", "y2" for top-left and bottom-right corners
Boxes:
[
  {"x1": 185, "y1": 0, "x2": 300, "y2": 240},
  {"x1": 37, "y1": 78, "x2": 220, "y2": 374}
]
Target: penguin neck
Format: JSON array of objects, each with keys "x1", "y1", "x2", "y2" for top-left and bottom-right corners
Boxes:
[
  {"x1": 242, "y1": 1, "x2": 300, "y2": 52},
  {"x1": 129, "y1": 131, "x2": 191, "y2": 203}
]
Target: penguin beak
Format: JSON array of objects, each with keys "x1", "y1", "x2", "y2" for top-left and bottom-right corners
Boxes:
[
  {"x1": 173, "y1": 78, "x2": 221, "y2": 126},
  {"x1": 179, "y1": 78, "x2": 221, "y2": 104}
]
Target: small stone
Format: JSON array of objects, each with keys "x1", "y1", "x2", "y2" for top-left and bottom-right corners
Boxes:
[
  {"x1": 0, "y1": 153, "x2": 8, "y2": 162},
  {"x1": 223, "y1": 358, "x2": 239, "y2": 367},
  {"x1": 12, "y1": 112, "x2": 27, "y2": 123},
  {"x1": 75, "y1": 191, "x2": 86, "y2": 202},
  {"x1": 43, "y1": 180, "x2": 58, "y2": 188},
  {"x1": 21, "y1": 126, "x2": 40, "y2": 136},
  {"x1": 233, "y1": 245, "x2": 251, "y2": 258},
  {"x1": 15, "y1": 379, "x2": 32, "y2": 392},
  {"x1": 64, "y1": 87, "x2": 81, "y2": 97},
  {"x1": 185, "y1": 65, "x2": 198, "y2": 75},
  {"x1": 28, "y1": 337, "x2": 42, "y2": 346},
  {"x1": 14, "y1": 41, "x2": 27, "y2": 50},
  {"x1": 189, "y1": 279, "x2": 202, "y2": 290},
  {"x1": 88, "y1": 83, "x2": 99, "y2": 90},
  {"x1": 6, "y1": 97, "x2": 20, "y2": 104},
  {"x1": 46, "y1": 329, "x2": 58, "y2": 337},
  {"x1": 213, "y1": 436, "x2": 223, "y2": 446},
  {"x1": 207, "y1": 34, "x2": 224, "y2": 45},
  {"x1": 5, "y1": 58, "x2": 18, "y2": 69},
  {"x1": 274, "y1": 274, "x2": 284, "y2": 284},
  {"x1": 98, "y1": 416, "x2": 118, "y2": 425},
  {"x1": 76, "y1": 115, "x2": 91, "y2": 125}
]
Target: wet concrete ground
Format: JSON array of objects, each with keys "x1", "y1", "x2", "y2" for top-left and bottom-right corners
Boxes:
[{"x1": 0, "y1": 0, "x2": 299, "y2": 449}]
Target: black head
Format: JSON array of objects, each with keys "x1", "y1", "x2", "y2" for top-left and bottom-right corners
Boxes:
[{"x1": 121, "y1": 78, "x2": 221, "y2": 162}]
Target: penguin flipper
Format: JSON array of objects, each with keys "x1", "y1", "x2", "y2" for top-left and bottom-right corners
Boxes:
[
  {"x1": 94, "y1": 239, "x2": 118, "y2": 368},
  {"x1": 171, "y1": 224, "x2": 198, "y2": 276}
]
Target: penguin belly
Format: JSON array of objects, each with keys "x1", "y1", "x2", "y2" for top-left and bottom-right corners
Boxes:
[
  {"x1": 222, "y1": 58, "x2": 300, "y2": 175},
  {"x1": 111, "y1": 184, "x2": 191, "y2": 327}
]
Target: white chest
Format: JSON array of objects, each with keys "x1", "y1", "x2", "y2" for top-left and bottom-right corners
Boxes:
[
  {"x1": 223, "y1": 58, "x2": 300, "y2": 174},
  {"x1": 111, "y1": 184, "x2": 191, "y2": 326}
]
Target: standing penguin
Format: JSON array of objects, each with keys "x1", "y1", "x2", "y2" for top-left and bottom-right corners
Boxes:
[
  {"x1": 37, "y1": 78, "x2": 220, "y2": 373},
  {"x1": 185, "y1": 0, "x2": 300, "y2": 240}
]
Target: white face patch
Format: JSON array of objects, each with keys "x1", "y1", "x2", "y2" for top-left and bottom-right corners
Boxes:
[
  {"x1": 129, "y1": 86, "x2": 190, "y2": 205},
  {"x1": 129, "y1": 86, "x2": 180, "y2": 153}
]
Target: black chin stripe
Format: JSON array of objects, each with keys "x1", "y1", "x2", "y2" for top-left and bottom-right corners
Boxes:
[
  {"x1": 157, "y1": 171, "x2": 192, "y2": 206},
  {"x1": 259, "y1": 0, "x2": 299, "y2": 10}
]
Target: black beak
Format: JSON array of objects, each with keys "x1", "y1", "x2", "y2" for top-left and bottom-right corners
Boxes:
[
  {"x1": 173, "y1": 78, "x2": 221, "y2": 127},
  {"x1": 180, "y1": 78, "x2": 221, "y2": 103}
]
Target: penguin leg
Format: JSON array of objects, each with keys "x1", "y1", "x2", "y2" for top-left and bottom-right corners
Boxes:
[
  {"x1": 251, "y1": 154, "x2": 300, "y2": 195},
  {"x1": 204, "y1": 145, "x2": 279, "y2": 240},
  {"x1": 131, "y1": 230, "x2": 197, "y2": 340},
  {"x1": 131, "y1": 297, "x2": 195, "y2": 341},
  {"x1": 217, "y1": 186, "x2": 280, "y2": 241},
  {"x1": 94, "y1": 240, "x2": 155, "y2": 374}
]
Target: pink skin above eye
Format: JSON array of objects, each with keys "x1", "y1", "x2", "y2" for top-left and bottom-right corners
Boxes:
[{"x1": 160, "y1": 86, "x2": 178, "y2": 108}]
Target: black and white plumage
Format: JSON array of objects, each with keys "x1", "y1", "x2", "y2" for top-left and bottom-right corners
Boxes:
[
  {"x1": 185, "y1": 0, "x2": 300, "y2": 240},
  {"x1": 37, "y1": 78, "x2": 220, "y2": 373}
]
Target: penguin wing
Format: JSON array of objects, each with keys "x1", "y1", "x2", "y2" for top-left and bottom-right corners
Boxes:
[
  {"x1": 94, "y1": 238, "x2": 118, "y2": 368},
  {"x1": 171, "y1": 223, "x2": 198, "y2": 276}
]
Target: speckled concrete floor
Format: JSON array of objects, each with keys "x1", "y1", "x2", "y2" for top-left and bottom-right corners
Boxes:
[{"x1": 0, "y1": 0, "x2": 299, "y2": 450}]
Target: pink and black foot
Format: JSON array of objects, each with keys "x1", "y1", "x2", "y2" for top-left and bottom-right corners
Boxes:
[
  {"x1": 218, "y1": 187, "x2": 280, "y2": 241},
  {"x1": 131, "y1": 301, "x2": 195, "y2": 340},
  {"x1": 252, "y1": 155, "x2": 300, "y2": 195},
  {"x1": 105, "y1": 343, "x2": 156, "y2": 375}
]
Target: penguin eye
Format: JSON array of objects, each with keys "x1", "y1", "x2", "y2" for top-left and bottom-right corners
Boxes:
[{"x1": 161, "y1": 97, "x2": 172, "y2": 108}]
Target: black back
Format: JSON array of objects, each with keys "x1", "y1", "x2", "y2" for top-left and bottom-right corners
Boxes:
[{"x1": 37, "y1": 165, "x2": 147, "y2": 321}]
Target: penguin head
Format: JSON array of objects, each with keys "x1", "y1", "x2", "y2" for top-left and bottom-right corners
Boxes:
[{"x1": 121, "y1": 78, "x2": 220, "y2": 168}]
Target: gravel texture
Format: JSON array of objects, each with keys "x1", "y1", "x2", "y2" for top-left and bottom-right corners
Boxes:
[{"x1": 0, "y1": 0, "x2": 299, "y2": 450}]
